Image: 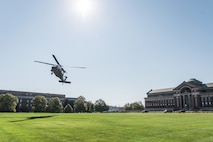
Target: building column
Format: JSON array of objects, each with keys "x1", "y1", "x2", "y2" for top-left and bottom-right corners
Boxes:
[
  {"x1": 179, "y1": 96, "x2": 181, "y2": 108},
  {"x1": 198, "y1": 95, "x2": 202, "y2": 108},
  {"x1": 195, "y1": 95, "x2": 198, "y2": 108},
  {"x1": 194, "y1": 95, "x2": 197, "y2": 108},
  {"x1": 191, "y1": 95, "x2": 195, "y2": 109},
  {"x1": 174, "y1": 96, "x2": 178, "y2": 107},
  {"x1": 180, "y1": 96, "x2": 183, "y2": 108},
  {"x1": 201, "y1": 97, "x2": 204, "y2": 107},
  {"x1": 188, "y1": 94, "x2": 193, "y2": 109},
  {"x1": 183, "y1": 95, "x2": 186, "y2": 109},
  {"x1": 176, "y1": 96, "x2": 180, "y2": 108}
]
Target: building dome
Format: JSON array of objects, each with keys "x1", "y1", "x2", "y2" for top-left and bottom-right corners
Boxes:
[
  {"x1": 188, "y1": 78, "x2": 202, "y2": 85},
  {"x1": 189, "y1": 78, "x2": 197, "y2": 82}
]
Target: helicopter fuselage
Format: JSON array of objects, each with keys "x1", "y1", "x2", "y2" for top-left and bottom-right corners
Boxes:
[{"x1": 51, "y1": 65, "x2": 67, "y2": 82}]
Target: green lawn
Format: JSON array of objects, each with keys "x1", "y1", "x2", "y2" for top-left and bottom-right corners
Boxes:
[{"x1": 0, "y1": 113, "x2": 213, "y2": 142}]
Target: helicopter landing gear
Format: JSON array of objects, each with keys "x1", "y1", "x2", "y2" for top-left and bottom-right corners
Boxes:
[{"x1": 59, "y1": 80, "x2": 71, "y2": 84}]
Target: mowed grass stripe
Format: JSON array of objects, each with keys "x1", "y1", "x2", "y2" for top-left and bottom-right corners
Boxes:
[
  {"x1": 0, "y1": 113, "x2": 213, "y2": 142},
  {"x1": 0, "y1": 115, "x2": 36, "y2": 141}
]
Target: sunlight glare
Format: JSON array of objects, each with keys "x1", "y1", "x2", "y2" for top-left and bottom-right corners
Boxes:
[{"x1": 76, "y1": 0, "x2": 94, "y2": 17}]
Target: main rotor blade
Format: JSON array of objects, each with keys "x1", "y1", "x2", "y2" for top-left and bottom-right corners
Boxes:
[
  {"x1": 34, "y1": 61, "x2": 55, "y2": 66},
  {"x1": 52, "y1": 54, "x2": 61, "y2": 66},
  {"x1": 71, "y1": 66, "x2": 87, "y2": 69}
]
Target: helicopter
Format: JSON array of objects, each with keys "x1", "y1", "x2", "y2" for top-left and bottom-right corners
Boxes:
[{"x1": 35, "y1": 55, "x2": 86, "y2": 84}]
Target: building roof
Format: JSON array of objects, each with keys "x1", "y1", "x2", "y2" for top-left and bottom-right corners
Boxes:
[
  {"x1": 0, "y1": 89, "x2": 66, "y2": 98},
  {"x1": 147, "y1": 79, "x2": 213, "y2": 95},
  {"x1": 205, "y1": 83, "x2": 213, "y2": 88},
  {"x1": 148, "y1": 87, "x2": 174, "y2": 94}
]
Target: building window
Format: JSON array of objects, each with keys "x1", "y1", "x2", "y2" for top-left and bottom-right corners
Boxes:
[{"x1": 181, "y1": 87, "x2": 191, "y2": 93}]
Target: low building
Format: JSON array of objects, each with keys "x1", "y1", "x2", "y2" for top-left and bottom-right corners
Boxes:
[
  {"x1": 0, "y1": 89, "x2": 77, "y2": 112},
  {"x1": 145, "y1": 78, "x2": 213, "y2": 111}
]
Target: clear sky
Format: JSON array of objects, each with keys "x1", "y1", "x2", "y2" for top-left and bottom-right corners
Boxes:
[{"x1": 0, "y1": 0, "x2": 213, "y2": 106}]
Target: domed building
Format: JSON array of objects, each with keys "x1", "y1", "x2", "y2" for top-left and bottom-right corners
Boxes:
[{"x1": 145, "y1": 79, "x2": 213, "y2": 111}]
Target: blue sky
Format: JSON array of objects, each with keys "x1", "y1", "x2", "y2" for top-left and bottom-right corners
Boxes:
[{"x1": 0, "y1": 0, "x2": 213, "y2": 106}]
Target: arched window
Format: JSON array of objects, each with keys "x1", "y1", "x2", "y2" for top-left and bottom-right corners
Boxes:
[{"x1": 181, "y1": 87, "x2": 191, "y2": 93}]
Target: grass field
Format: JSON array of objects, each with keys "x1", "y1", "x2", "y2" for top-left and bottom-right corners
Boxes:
[{"x1": 0, "y1": 113, "x2": 213, "y2": 142}]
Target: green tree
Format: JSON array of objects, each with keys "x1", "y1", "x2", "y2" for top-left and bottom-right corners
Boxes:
[
  {"x1": 131, "y1": 101, "x2": 144, "y2": 111},
  {"x1": 64, "y1": 104, "x2": 73, "y2": 113},
  {"x1": 124, "y1": 101, "x2": 144, "y2": 111},
  {"x1": 85, "y1": 101, "x2": 94, "y2": 112},
  {"x1": 0, "y1": 93, "x2": 19, "y2": 112},
  {"x1": 32, "y1": 96, "x2": 47, "y2": 112},
  {"x1": 74, "y1": 96, "x2": 86, "y2": 112},
  {"x1": 47, "y1": 97, "x2": 63, "y2": 113},
  {"x1": 124, "y1": 103, "x2": 131, "y2": 111},
  {"x1": 94, "y1": 99, "x2": 109, "y2": 112}
]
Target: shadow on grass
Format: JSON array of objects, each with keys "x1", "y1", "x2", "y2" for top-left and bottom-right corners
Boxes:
[
  {"x1": 28, "y1": 115, "x2": 54, "y2": 119},
  {"x1": 10, "y1": 115, "x2": 55, "y2": 122}
]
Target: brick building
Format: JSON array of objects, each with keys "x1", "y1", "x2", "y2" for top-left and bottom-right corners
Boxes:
[
  {"x1": 145, "y1": 79, "x2": 213, "y2": 111},
  {"x1": 0, "y1": 90, "x2": 76, "y2": 112}
]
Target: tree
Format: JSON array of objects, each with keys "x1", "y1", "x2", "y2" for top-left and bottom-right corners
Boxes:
[
  {"x1": 124, "y1": 103, "x2": 131, "y2": 111},
  {"x1": 94, "y1": 99, "x2": 109, "y2": 112},
  {"x1": 46, "y1": 97, "x2": 63, "y2": 113},
  {"x1": 85, "y1": 101, "x2": 94, "y2": 113},
  {"x1": 64, "y1": 104, "x2": 73, "y2": 113},
  {"x1": 32, "y1": 96, "x2": 47, "y2": 112},
  {"x1": 74, "y1": 96, "x2": 86, "y2": 112},
  {"x1": 133, "y1": 101, "x2": 144, "y2": 110},
  {"x1": 0, "y1": 93, "x2": 19, "y2": 112},
  {"x1": 124, "y1": 101, "x2": 144, "y2": 111}
]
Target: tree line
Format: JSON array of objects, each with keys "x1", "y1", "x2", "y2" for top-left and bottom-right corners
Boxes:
[
  {"x1": 0, "y1": 93, "x2": 109, "y2": 113},
  {"x1": 0, "y1": 93, "x2": 144, "y2": 113}
]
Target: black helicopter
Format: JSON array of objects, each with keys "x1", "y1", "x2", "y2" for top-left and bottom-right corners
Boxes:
[{"x1": 35, "y1": 55, "x2": 86, "y2": 84}]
